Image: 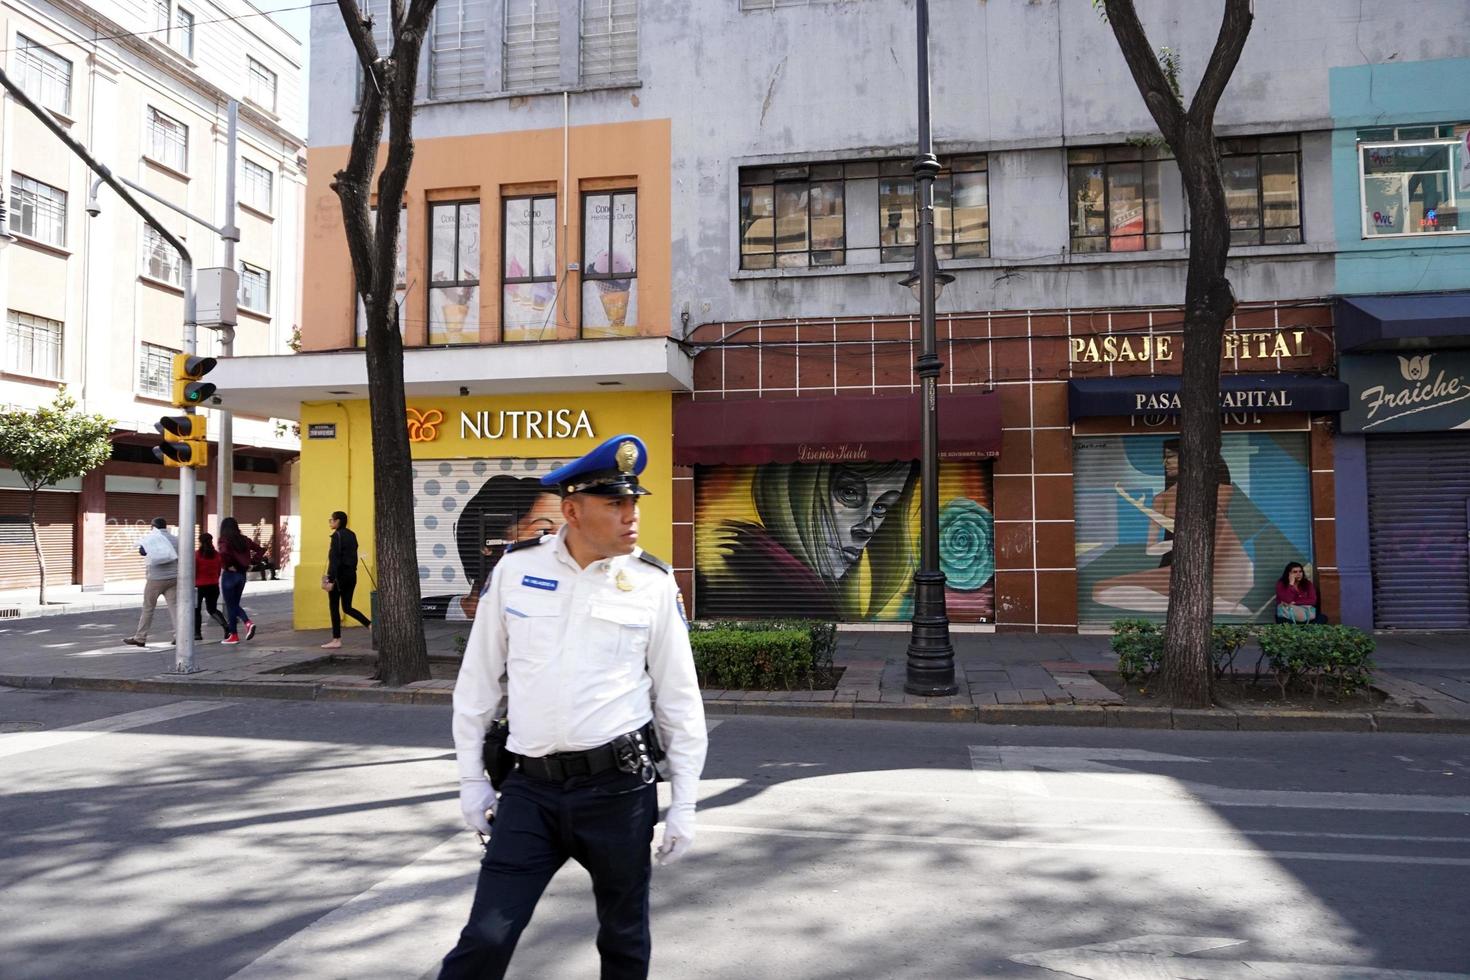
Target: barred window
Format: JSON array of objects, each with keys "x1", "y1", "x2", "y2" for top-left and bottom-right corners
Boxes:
[
  {"x1": 431, "y1": 0, "x2": 489, "y2": 98},
  {"x1": 580, "y1": 0, "x2": 637, "y2": 86},
  {"x1": 138, "y1": 342, "x2": 176, "y2": 398},
  {"x1": 14, "y1": 36, "x2": 72, "y2": 116},
  {"x1": 239, "y1": 261, "x2": 271, "y2": 312},
  {"x1": 175, "y1": 7, "x2": 195, "y2": 58},
  {"x1": 9, "y1": 172, "x2": 67, "y2": 248},
  {"x1": 152, "y1": 0, "x2": 170, "y2": 34},
  {"x1": 142, "y1": 225, "x2": 183, "y2": 286},
  {"x1": 247, "y1": 57, "x2": 277, "y2": 112},
  {"x1": 356, "y1": 0, "x2": 395, "y2": 104},
  {"x1": 146, "y1": 107, "x2": 188, "y2": 172},
  {"x1": 504, "y1": 0, "x2": 559, "y2": 91},
  {"x1": 241, "y1": 158, "x2": 273, "y2": 213},
  {"x1": 5, "y1": 311, "x2": 63, "y2": 379}
]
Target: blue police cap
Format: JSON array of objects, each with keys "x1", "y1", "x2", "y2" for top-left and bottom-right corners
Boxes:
[{"x1": 541, "y1": 434, "x2": 651, "y2": 497}]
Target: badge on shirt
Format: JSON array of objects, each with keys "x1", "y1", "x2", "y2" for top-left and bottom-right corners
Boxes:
[{"x1": 521, "y1": 575, "x2": 559, "y2": 591}]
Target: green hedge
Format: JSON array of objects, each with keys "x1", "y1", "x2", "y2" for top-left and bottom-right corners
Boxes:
[{"x1": 690, "y1": 628, "x2": 813, "y2": 690}]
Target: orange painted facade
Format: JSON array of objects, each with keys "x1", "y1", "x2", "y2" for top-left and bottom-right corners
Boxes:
[{"x1": 301, "y1": 119, "x2": 672, "y2": 350}]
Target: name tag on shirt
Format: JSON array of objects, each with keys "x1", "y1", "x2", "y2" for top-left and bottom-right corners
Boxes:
[{"x1": 522, "y1": 575, "x2": 559, "y2": 592}]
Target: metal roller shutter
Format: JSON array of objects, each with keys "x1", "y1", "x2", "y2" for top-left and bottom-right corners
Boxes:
[
  {"x1": 1074, "y1": 432, "x2": 1314, "y2": 628},
  {"x1": 105, "y1": 493, "x2": 198, "y2": 583},
  {"x1": 0, "y1": 489, "x2": 78, "y2": 590},
  {"x1": 694, "y1": 461, "x2": 995, "y2": 623},
  {"x1": 1368, "y1": 434, "x2": 1470, "y2": 629},
  {"x1": 233, "y1": 497, "x2": 278, "y2": 559}
]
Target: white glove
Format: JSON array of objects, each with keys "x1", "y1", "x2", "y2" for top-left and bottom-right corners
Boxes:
[
  {"x1": 459, "y1": 776, "x2": 498, "y2": 835},
  {"x1": 656, "y1": 803, "x2": 696, "y2": 865}
]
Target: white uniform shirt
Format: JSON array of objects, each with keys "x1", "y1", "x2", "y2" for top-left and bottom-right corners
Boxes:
[{"x1": 452, "y1": 527, "x2": 708, "y2": 806}]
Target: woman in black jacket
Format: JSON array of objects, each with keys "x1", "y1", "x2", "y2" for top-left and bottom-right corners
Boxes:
[{"x1": 322, "y1": 511, "x2": 371, "y2": 648}]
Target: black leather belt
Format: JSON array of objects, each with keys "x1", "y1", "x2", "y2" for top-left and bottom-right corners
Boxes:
[{"x1": 517, "y1": 742, "x2": 622, "y2": 782}]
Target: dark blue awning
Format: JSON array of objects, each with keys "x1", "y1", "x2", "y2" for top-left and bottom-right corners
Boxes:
[
  {"x1": 1336, "y1": 292, "x2": 1470, "y2": 352},
  {"x1": 1068, "y1": 373, "x2": 1348, "y2": 419}
]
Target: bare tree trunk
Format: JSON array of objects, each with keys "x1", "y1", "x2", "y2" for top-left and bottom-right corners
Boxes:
[
  {"x1": 29, "y1": 485, "x2": 46, "y2": 606},
  {"x1": 1102, "y1": 0, "x2": 1254, "y2": 708},
  {"x1": 331, "y1": 0, "x2": 438, "y2": 686}
]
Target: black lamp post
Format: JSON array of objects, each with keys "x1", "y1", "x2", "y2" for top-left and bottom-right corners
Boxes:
[{"x1": 900, "y1": 0, "x2": 957, "y2": 697}]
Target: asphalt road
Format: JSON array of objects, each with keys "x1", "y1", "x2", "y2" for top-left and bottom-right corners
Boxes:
[{"x1": 2, "y1": 687, "x2": 1468, "y2": 979}]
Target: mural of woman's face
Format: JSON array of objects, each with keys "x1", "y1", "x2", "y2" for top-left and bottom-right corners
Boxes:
[
  {"x1": 1163, "y1": 446, "x2": 1180, "y2": 480},
  {"x1": 819, "y1": 464, "x2": 911, "y2": 581},
  {"x1": 512, "y1": 492, "x2": 564, "y2": 540}
]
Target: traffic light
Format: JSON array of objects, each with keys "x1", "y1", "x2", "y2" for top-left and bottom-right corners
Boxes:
[
  {"x1": 171, "y1": 353, "x2": 217, "y2": 407},
  {"x1": 154, "y1": 414, "x2": 209, "y2": 469}
]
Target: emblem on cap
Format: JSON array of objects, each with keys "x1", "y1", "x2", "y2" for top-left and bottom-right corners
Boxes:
[{"x1": 616, "y1": 440, "x2": 638, "y2": 474}]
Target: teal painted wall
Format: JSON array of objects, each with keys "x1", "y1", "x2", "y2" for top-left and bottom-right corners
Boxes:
[{"x1": 1330, "y1": 58, "x2": 1470, "y2": 295}]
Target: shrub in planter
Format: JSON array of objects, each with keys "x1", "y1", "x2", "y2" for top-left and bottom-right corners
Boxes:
[
  {"x1": 695, "y1": 619, "x2": 836, "y2": 684},
  {"x1": 1110, "y1": 619, "x2": 1162, "y2": 687},
  {"x1": 1210, "y1": 624, "x2": 1257, "y2": 679},
  {"x1": 690, "y1": 628, "x2": 814, "y2": 690},
  {"x1": 1255, "y1": 624, "x2": 1376, "y2": 701}
]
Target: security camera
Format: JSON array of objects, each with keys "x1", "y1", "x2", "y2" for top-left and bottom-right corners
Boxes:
[
  {"x1": 211, "y1": 396, "x2": 222, "y2": 405},
  {"x1": 86, "y1": 202, "x2": 101, "y2": 218}
]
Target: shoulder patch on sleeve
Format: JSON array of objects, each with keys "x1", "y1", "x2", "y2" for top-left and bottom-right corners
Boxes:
[
  {"x1": 636, "y1": 551, "x2": 671, "y2": 574},
  {"x1": 505, "y1": 534, "x2": 550, "y2": 554}
]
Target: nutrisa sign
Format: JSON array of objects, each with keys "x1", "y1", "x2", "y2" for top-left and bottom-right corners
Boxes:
[{"x1": 1339, "y1": 352, "x2": 1470, "y2": 433}]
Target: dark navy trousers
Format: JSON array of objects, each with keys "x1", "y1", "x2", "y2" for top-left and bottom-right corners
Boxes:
[{"x1": 439, "y1": 766, "x2": 659, "y2": 980}]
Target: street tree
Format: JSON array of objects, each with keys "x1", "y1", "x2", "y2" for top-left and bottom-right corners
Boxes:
[
  {"x1": 330, "y1": 0, "x2": 439, "y2": 685},
  {"x1": 0, "y1": 388, "x2": 113, "y2": 605},
  {"x1": 1098, "y1": 0, "x2": 1255, "y2": 707}
]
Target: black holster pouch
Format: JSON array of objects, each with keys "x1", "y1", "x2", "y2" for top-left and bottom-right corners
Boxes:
[
  {"x1": 612, "y1": 721, "x2": 666, "y2": 784},
  {"x1": 482, "y1": 717, "x2": 514, "y2": 789}
]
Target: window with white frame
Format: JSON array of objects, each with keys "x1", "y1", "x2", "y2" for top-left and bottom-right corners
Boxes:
[
  {"x1": 580, "y1": 0, "x2": 637, "y2": 86},
  {"x1": 581, "y1": 190, "x2": 636, "y2": 337},
  {"x1": 501, "y1": 195, "x2": 554, "y2": 341},
  {"x1": 239, "y1": 261, "x2": 271, "y2": 312},
  {"x1": 146, "y1": 107, "x2": 188, "y2": 172},
  {"x1": 1359, "y1": 123, "x2": 1468, "y2": 237},
  {"x1": 240, "y1": 158, "x2": 273, "y2": 213},
  {"x1": 138, "y1": 342, "x2": 176, "y2": 397},
  {"x1": 431, "y1": 0, "x2": 489, "y2": 98},
  {"x1": 5, "y1": 311, "x2": 63, "y2": 379},
  {"x1": 152, "y1": 0, "x2": 171, "y2": 34},
  {"x1": 504, "y1": 0, "x2": 559, "y2": 91},
  {"x1": 142, "y1": 225, "x2": 183, "y2": 286},
  {"x1": 430, "y1": 201, "x2": 481, "y2": 344},
  {"x1": 14, "y1": 36, "x2": 72, "y2": 116},
  {"x1": 247, "y1": 57, "x2": 277, "y2": 112},
  {"x1": 9, "y1": 173, "x2": 67, "y2": 247},
  {"x1": 175, "y1": 6, "x2": 195, "y2": 58}
]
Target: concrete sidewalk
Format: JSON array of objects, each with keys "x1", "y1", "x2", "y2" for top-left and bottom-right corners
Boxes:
[
  {"x1": 0, "y1": 576, "x2": 296, "y2": 619},
  {"x1": 2, "y1": 604, "x2": 1468, "y2": 733}
]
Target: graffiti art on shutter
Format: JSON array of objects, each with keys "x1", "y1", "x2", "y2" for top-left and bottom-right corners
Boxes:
[
  {"x1": 1074, "y1": 432, "x2": 1311, "y2": 624},
  {"x1": 695, "y1": 461, "x2": 995, "y2": 622},
  {"x1": 415, "y1": 459, "x2": 568, "y2": 621}
]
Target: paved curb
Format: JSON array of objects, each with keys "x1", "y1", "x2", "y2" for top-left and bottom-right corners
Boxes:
[{"x1": 7, "y1": 671, "x2": 1470, "y2": 734}]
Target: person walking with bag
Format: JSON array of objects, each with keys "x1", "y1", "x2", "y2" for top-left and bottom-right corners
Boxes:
[
  {"x1": 193, "y1": 532, "x2": 230, "y2": 642},
  {"x1": 123, "y1": 517, "x2": 179, "y2": 648},
  {"x1": 321, "y1": 511, "x2": 371, "y2": 649},
  {"x1": 440, "y1": 435, "x2": 707, "y2": 980},
  {"x1": 218, "y1": 517, "x2": 263, "y2": 645}
]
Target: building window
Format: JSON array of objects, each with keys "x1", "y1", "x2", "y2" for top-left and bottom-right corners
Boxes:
[
  {"x1": 1359, "y1": 124, "x2": 1468, "y2": 238},
  {"x1": 429, "y1": 201, "x2": 481, "y2": 345},
  {"x1": 138, "y1": 342, "x2": 176, "y2": 397},
  {"x1": 239, "y1": 261, "x2": 271, "y2": 312},
  {"x1": 142, "y1": 226, "x2": 183, "y2": 285},
  {"x1": 1220, "y1": 136, "x2": 1302, "y2": 246},
  {"x1": 580, "y1": 0, "x2": 637, "y2": 86},
  {"x1": 738, "y1": 155, "x2": 988, "y2": 270},
  {"x1": 504, "y1": 0, "x2": 559, "y2": 91},
  {"x1": 14, "y1": 36, "x2": 72, "y2": 116},
  {"x1": 356, "y1": 205, "x2": 408, "y2": 347},
  {"x1": 1067, "y1": 145, "x2": 1187, "y2": 253},
  {"x1": 582, "y1": 190, "x2": 636, "y2": 338},
  {"x1": 175, "y1": 6, "x2": 195, "y2": 58},
  {"x1": 431, "y1": 0, "x2": 489, "y2": 98},
  {"x1": 502, "y1": 195, "x2": 556, "y2": 341},
  {"x1": 9, "y1": 173, "x2": 67, "y2": 248},
  {"x1": 146, "y1": 107, "x2": 188, "y2": 172},
  {"x1": 356, "y1": 0, "x2": 395, "y2": 104},
  {"x1": 740, "y1": 0, "x2": 857, "y2": 7},
  {"x1": 5, "y1": 311, "x2": 63, "y2": 380},
  {"x1": 247, "y1": 57, "x2": 277, "y2": 112},
  {"x1": 240, "y1": 158, "x2": 273, "y2": 213}
]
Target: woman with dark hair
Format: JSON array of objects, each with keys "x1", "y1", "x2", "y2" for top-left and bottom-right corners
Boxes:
[
  {"x1": 193, "y1": 532, "x2": 229, "y2": 641},
  {"x1": 218, "y1": 516, "x2": 264, "y2": 645},
  {"x1": 322, "y1": 511, "x2": 372, "y2": 648},
  {"x1": 1275, "y1": 561, "x2": 1325, "y2": 624}
]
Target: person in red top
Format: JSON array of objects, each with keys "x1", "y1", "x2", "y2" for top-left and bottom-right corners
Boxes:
[
  {"x1": 193, "y1": 532, "x2": 230, "y2": 641},
  {"x1": 1275, "y1": 561, "x2": 1325, "y2": 624},
  {"x1": 218, "y1": 517, "x2": 265, "y2": 644}
]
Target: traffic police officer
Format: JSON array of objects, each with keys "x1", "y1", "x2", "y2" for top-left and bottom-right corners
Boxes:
[{"x1": 440, "y1": 434, "x2": 707, "y2": 980}]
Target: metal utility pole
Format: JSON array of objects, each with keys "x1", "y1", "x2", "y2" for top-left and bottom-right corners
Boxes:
[{"x1": 217, "y1": 102, "x2": 239, "y2": 524}]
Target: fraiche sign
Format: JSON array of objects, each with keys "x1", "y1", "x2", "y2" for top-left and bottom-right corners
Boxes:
[{"x1": 1340, "y1": 352, "x2": 1470, "y2": 433}]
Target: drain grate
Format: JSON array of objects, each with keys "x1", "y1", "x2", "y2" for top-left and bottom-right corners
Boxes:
[{"x1": 0, "y1": 608, "x2": 20, "y2": 620}]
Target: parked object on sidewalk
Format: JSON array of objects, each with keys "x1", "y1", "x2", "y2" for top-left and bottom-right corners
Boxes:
[
  {"x1": 218, "y1": 517, "x2": 263, "y2": 643},
  {"x1": 124, "y1": 518, "x2": 179, "y2": 647},
  {"x1": 323, "y1": 511, "x2": 371, "y2": 647},
  {"x1": 1275, "y1": 561, "x2": 1327, "y2": 624},
  {"x1": 193, "y1": 532, "x2": 229, "y2": 641}
]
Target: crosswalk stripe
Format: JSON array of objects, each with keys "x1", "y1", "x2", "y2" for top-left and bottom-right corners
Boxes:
[{"x1": 0, "y1": 700, "x2": 230, "y2": 759}]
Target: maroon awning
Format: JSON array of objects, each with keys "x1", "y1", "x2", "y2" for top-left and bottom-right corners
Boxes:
[{"x1": 674, "y1": 392, "x2": 1003, "y2": 466}]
